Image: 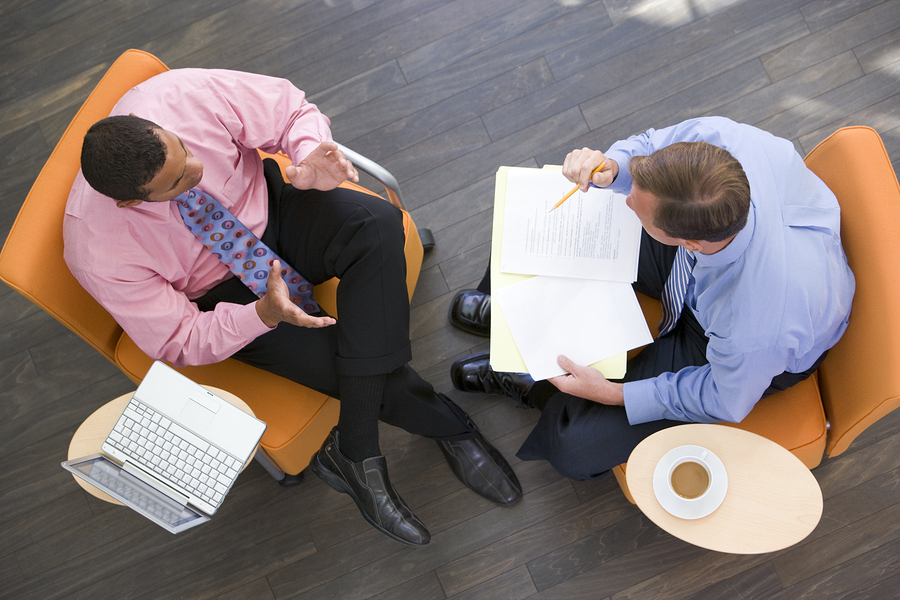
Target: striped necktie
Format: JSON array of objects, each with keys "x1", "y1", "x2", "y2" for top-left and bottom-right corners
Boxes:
[
  {"x1": 658, "y1": 246, "x2": 695, "y2": 336},
  {"x1": 175, "y1": 188, "x2": 319, "y2": 314}
]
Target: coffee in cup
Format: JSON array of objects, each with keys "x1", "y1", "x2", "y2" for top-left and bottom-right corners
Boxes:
[{"x1": 668, "y1": 450, "x2": 712, "y2": 500}]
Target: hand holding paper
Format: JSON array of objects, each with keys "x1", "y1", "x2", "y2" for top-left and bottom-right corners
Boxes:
[
  {"x1": 493, "y1": 275, "x2": 651, "y2": 380},
  {"x1": 549, "y1": 355, "x2": 625, "y2": 406}
]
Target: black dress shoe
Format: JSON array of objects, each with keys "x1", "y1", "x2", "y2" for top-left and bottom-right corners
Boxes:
[
  {"x1": 449, "y1": 289, "x2": 491, "y2": 337},
  {"x1": 436, "y1": 425, "x2": 522, "y2": 505},
  {"x1": 310, "y1": 428, "x2": 431, "y2": 546},
  {"x1": 451, "y1": 351, "x2": 534, "y2": 407}
]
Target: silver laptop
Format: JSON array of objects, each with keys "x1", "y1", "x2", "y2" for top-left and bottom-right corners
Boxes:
[{"x1": 62, "y1": 361, "x2": 266, "y2": 533}]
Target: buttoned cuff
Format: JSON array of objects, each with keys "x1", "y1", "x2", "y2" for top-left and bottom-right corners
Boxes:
[{"x1": 623, "y1": 379, "x2": 666, "y2": 425}]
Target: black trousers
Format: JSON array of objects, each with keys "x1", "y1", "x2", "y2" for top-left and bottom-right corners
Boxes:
[
  {"x1": 481, "y1": 231, "x2": 823, "y2": 480},
  {"x1": 194, "y1": 160, "x2": 471, "y2": 441}
]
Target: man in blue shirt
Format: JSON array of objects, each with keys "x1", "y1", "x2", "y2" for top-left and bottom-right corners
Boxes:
[{"x1": 450, "y1": 117, "x2": 855, "y2": 480}]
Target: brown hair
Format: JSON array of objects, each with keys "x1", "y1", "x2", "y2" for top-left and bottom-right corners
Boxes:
[{"x1": 629, "y1": 141, "x2": 750, "y2": 242}]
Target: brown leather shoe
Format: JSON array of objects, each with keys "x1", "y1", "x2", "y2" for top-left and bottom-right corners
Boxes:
[{"x1": 448, "y1": 289, "x2": 490, "y2": 337}]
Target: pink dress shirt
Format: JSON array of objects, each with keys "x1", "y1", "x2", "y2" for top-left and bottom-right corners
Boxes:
[{"x1": 63, "y1": 69, "x2": 333, "y2": 366}]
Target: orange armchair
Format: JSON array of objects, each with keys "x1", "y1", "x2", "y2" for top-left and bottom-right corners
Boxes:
[
  {"x1": 0, "y1": 49, "x2": 425, "y2": 483},
  {"x1": 614, "y1": 126, "x2": 900, "y2": 501}
]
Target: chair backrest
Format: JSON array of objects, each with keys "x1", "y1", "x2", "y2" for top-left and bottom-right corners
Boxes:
[
  {"x1": 805, "y1": 127, "x2": 900, "y2": 456},
  {"x1": 0, "y1": 49, "x2": 169, "y2": 365}
]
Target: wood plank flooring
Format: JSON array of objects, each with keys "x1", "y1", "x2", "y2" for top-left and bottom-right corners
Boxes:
[{"x1": 2, "y1": 0, "x2": 900, "y2": 598}]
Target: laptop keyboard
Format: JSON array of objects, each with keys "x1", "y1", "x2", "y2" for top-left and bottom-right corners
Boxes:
[{"x1": 106, "y1": 398, "x2": 241, "y2": 509}]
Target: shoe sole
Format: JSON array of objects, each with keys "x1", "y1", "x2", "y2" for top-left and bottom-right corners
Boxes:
[{"x1": 309, "y1": 452, "x2": 428, "y2": 546}]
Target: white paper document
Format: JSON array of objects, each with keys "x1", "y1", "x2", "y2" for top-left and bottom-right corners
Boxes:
[
  {"x1": 499, "y1": 167, "x2": 642, "y2": 282},
  {"x1": 490, "y1": 167, "x2": 627, "y2": 379},
  {"x1": 493, "y1": 276, "x2": 653, "y2": 381}
]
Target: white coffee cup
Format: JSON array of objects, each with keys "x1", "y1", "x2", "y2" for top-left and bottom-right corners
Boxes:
[{"x1": 667, "y1": 449, "x2": 712, "y2": 500}]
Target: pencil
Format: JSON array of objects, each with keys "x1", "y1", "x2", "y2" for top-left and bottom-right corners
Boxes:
[{"x1": 549, "y1": 162, "x2": 605, "y2": 212}]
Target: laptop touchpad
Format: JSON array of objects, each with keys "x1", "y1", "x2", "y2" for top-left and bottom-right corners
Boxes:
[{"x1": 178, "y1": 399, "x2": 216, "y2": 433}]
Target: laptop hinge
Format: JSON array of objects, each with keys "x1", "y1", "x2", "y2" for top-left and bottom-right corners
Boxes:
[{"x1": 122, "y1": 460, "x2": 190, "y2": 506}]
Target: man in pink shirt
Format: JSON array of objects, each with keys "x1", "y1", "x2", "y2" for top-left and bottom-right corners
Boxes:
[{"x1": 64, "y1": 68, "x2": 521, "y2": 546}]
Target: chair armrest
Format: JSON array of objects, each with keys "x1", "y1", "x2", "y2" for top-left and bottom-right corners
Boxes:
[{"x1": 336, "y1": 143, "x2": 405, "y2": 211}]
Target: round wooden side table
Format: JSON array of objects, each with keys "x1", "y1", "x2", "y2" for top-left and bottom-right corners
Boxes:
[{"x1": 626, "y1": 423, "x2": 823, "y2": 554}]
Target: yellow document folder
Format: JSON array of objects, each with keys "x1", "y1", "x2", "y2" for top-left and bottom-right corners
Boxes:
[{"x1": 489, "y1": 166, "x2": 627, "y2": 378}]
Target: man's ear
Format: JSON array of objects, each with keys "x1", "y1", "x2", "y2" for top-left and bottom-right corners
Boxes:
[
  {"x1": 116, "y1": 199, "x2": 143, "y2": 208},
  {"x1": 683, "y1": 239, "x2": 704, "y2": 252}
]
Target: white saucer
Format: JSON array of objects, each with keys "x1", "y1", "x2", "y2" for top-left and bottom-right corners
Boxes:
[{"x1": 652, "y1": 445, "x2": 728, "y2": 520}]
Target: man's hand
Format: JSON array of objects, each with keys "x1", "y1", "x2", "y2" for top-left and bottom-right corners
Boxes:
[
  {"x1": 255, "y1": 260, "x2": 337, "y2": 329},
  {"x1": 285, "y1": 141, "x2": 359, "y2": 191},
  {"x1": 548, "y1": 355, "x2": 624, "y2": 406},
  {"x1": 562, "y1": 148, "x2": 619, "y2": 191}
]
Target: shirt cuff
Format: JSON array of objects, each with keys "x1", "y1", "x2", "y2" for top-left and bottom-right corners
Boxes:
[
  {"x1": 602, "y1": 149, "x2": 633, "y2": 194},
  {"x1": 623, "y1": 379, "x2": 665, "y2": 425},
  {"x1": 235, "y1": 301, "x2": 275, "y2": 339}
]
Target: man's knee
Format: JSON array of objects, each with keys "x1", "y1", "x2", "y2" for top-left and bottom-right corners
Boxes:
[
  {"x1": 549, "y1": 451, "x2": 611, "y2": 481},
  {"x1": 520, "y1": 397, "x2": 639, "y2": 480},
  {"x1": 334, "y1": 195, "x2": 405, "y2": 259}
]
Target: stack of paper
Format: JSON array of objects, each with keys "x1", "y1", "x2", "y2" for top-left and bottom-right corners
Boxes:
[{"x1": 490, "y1": 166, "x2": 653, "y2": 381}]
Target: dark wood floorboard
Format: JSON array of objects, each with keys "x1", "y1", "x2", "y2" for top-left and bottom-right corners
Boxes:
[{"x1": 2, "y1": 0, "x2": 900, "y2": 598}]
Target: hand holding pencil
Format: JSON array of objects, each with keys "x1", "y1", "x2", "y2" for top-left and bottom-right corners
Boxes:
[{"x1": 549, "y1": 162, "x2": 606, "y2": 212}]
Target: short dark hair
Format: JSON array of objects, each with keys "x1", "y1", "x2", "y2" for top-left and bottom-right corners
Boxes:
[
  {"x1": 629, "y1": 141, "x2": 750, "y2": 242},
  {"x1": 80, "y1": 115, "x2": 167, "y2": 201}
]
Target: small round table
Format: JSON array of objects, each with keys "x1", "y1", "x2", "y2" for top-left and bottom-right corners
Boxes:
[
  {"x1": 626, "y1": 423, "x2": 823, "y2": 554},
  {"x1": 67, "y1": 386, "x2": 256, "y2": 505}
]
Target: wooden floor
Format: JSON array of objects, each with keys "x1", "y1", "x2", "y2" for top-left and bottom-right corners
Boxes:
[{"x1": 3, "y1": 0, "x2": 900, "y2": 598}]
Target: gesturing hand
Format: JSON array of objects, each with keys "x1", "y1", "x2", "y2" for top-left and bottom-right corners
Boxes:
[
  {"x1": 285, "y1": 141, "x2": 359, "y2": 191},
  {"x1": 254, "y1": 260, "x2": 336, "y2": 329},
  {"x1": 548, "y1": 355, "x2": 624, "y2": 406}
]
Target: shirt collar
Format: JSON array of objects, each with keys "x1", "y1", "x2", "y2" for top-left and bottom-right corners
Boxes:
[
  {"x1": 694, "y1": 199, "x2": 755, "y2": 268},
  {"x1": 131, "y1": 198, "x2": 181, "y2": 218}
]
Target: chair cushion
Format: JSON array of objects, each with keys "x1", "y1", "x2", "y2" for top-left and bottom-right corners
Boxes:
[{"x1": 719, "y1": 374, "x2": 826, "y2": 468}]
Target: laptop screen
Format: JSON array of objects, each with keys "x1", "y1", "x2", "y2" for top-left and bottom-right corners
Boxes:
[{"x1": 62, "y1": 453, "x2": 210, "y2": 534}]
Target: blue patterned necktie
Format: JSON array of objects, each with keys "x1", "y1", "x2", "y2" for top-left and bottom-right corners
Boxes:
[
  {"x1": 175, "y1": 188, "x2": 319, "y2": 313},
  {"x1": 658, "y1": 246, "x2": 695, "y2": 336}
]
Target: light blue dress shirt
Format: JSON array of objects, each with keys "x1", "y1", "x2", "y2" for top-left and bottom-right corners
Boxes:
[{"x1": 603, "y1": 117, "x2": 855, "y2": 425}]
